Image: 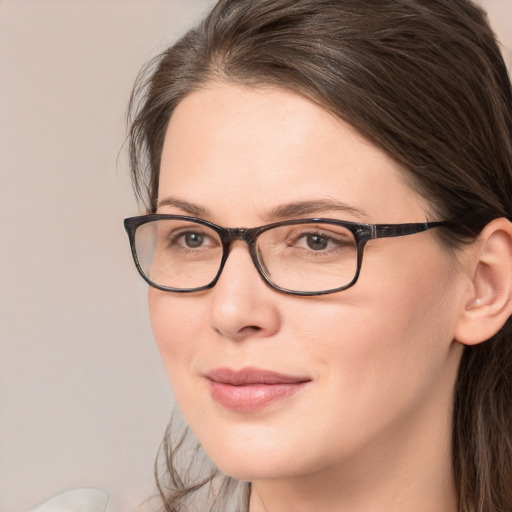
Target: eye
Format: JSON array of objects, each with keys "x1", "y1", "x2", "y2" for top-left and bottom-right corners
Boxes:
[
  {"x1": 292, "y1": 231, "x2": 348, "y2": 252},
  {"x1": 304, "y1": 233, "x2": 330, "y2": 251},
  {"x1": 163, "y1": 227, "x2": 218, "y2": 251},
  {"x1": 152, "y1": 220, "x2": 221, "y2": 260},
  {"x1": 181, "y1": 231, "x2": 206, "y2": 248}
]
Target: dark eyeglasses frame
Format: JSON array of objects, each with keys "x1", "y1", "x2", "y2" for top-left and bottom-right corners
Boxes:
[{"x1": 124, "y1": 214, "x2": 448, "y2": 296}]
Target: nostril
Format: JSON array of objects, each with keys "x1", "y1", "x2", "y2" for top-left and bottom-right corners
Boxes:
[
  {"x1": 213, "y1": 324, "x2": 262, "y2": 340},
  {"x1": 240, "y1": 325, "x2": 262, "y2": 334}
]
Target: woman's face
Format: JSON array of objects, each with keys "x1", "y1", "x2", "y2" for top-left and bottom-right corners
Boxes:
[{"x1": 150, "y1": 83, "x2": 466, "y2": 483}]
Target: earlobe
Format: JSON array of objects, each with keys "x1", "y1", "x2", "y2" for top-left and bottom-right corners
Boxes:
[{"x1": 455, "y1": 217, "x2": 512, "y2": 346}]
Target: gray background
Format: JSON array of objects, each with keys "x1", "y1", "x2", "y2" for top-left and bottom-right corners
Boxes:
[
  {"x1": 0, "y1": 1, "x2": 510, "y2": 511},
  {"x1": 0, "y1": 2, "x2": 213, "y2": 511}
]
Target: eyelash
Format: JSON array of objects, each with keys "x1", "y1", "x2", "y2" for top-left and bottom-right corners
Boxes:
[
  {"x1": 286, "y1": 230, "x2": 354, "y2": 252},
  {"x1": 167, "y1": 229, "x2": 215, "y2": 249}
]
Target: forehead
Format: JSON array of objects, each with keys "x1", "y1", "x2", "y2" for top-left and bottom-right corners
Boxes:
[{"x1": 158, "y1": 82, "x2": 429, "y2": 225}]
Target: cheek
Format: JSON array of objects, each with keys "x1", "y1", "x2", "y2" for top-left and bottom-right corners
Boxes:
[
  {"x1": 148, "y1": 289, "x2": 205, "y2": 389},
  {"x1": 286, "y1": 244, "x2": 461, "y2": 432},
  {"x1": 355, "y1": 238, "x2": 460, "y2": 346},
  {"x1": 292, "y1": 244, "x2": 456, "y2": 355}
]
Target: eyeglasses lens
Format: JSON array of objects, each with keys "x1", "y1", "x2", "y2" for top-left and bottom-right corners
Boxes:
[{"x1": 134, "y1": 219, "x2": 358, "y2": 293}]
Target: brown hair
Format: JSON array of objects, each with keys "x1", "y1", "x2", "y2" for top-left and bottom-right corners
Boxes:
[{"x1": 128, "y1": 1, "x2": 512, "y2": 511}]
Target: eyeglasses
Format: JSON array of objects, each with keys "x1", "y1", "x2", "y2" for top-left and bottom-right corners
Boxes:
[{"x1": 124, "y1": 214, "x2": 447, "y2": 296}]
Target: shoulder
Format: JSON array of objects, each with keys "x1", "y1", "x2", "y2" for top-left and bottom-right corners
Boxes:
[{"x1": 27, "y1": 489, "x2": 110, "y2": 512}]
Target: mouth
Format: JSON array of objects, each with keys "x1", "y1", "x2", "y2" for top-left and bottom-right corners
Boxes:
[{"x1": 205, "y1": 367, "x2": 311, "y2": 412}]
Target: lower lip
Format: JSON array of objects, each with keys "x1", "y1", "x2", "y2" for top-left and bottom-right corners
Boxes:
[{"x1": 208, "y1": 380, "x2": 308, "y2": 412}]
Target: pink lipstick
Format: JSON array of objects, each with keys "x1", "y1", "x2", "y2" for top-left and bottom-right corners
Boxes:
[{"x1": 206, "y1": 367, "x2": 310, "y2": 412}]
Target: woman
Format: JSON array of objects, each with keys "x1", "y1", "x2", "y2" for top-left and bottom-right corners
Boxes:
[{"x1": 124, "y1": 0, "x2": 512, "y2": 511}]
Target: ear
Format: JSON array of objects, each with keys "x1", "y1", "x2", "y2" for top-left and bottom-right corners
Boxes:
[{"x1": 454, "y1": 217, "x2": 512, "y2": 346}]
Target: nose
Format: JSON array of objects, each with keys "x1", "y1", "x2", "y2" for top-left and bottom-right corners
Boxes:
[{"x1": 209, "y1": 242, "x2": 281, "y2": 342}]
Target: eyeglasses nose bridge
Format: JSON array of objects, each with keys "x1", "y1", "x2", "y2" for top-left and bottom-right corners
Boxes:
[
  {"x1": 221, "y1": 226, "x2": 258, "y2": 248},
  {"x1": 217, "y1": 226, "x2": 263, "y2": 277}
]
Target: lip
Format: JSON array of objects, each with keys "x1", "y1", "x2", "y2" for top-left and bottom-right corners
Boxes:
[{"x1": 205, "y1": 367, "x2": 311, "y2": 412}]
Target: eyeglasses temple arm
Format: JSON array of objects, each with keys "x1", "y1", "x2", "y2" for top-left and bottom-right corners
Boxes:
[{"x1": 373, "y1": 221, "x2": 447, "y2": 239}]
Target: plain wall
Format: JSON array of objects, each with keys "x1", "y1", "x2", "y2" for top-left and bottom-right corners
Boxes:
[
  {"x1": 0, "y1": 1, "x2": 510, "y2": 512},
  {"x1": 0, "y1": 2, "x2": 212, "y2": 511}
]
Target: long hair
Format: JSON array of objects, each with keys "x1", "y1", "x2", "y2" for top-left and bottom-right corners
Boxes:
[{"x1": 128, "y1": 1, "x2": 512, "y2": 510}]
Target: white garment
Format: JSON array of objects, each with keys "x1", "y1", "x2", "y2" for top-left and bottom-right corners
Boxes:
[{"x1": 27, "y1": 489, "x2": 110, "y2": 512}]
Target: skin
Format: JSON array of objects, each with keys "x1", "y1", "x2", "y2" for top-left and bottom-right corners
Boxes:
[{"x1": 149, "y1": 82, "x2": 472, "y2": 512}]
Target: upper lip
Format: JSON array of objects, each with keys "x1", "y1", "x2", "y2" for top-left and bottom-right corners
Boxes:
[{"x1": 205, "y1": 367, "x2": 311, "y2": 385}]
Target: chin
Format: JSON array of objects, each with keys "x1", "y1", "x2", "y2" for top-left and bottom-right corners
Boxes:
[
  {"x1": 195, "y1": 427, "x2": 314, "y2": 482},
  {"x1": 213, "y1": 456, "x2": 299, "y2": 482}
]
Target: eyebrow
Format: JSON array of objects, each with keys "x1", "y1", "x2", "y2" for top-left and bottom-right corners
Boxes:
[
  {"x1": 157, "y1": 196, "x2": 209, "y2": 216},
  {"x1": 267, "y1": 200, "x2": 370, "y2": 222},
  {"x1": 157, "y1": 196, "x2": 370, "y2": 222}
]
